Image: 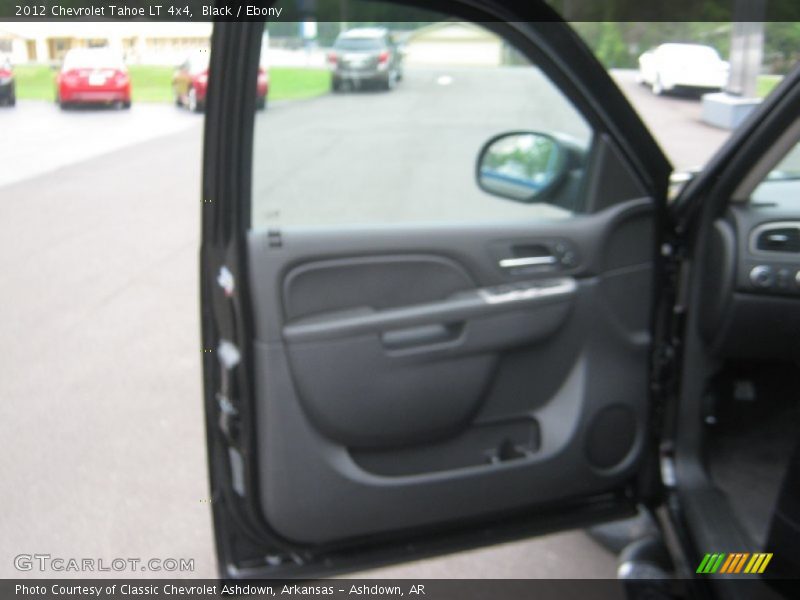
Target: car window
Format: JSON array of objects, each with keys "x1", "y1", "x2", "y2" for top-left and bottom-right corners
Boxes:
[
  {"x1": 63, "y1": 50, "x2": 123, "y2": 70},
  {"x1": 752, "y1": 141, "x2": 800, "y2": 203},
  {"x1": 766, "y1": 142, "x2": 800, "y2": 181},
  {"x1": 251, "y1": 19, "x2": 594, "y2": 229},
  {"x1": 334, "y1": 37, "x2": 386, "y2": 51}
]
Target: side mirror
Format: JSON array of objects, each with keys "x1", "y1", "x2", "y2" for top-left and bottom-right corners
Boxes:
[{"x1": 476, "y1": 132, "x2": 568, "y2": 203}]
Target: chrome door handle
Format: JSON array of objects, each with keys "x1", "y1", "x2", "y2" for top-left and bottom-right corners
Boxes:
[{"x1": 498, "y1": 256, "x2": 557, "y2": 268}]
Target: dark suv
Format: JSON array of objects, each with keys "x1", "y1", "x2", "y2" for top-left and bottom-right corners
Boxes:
[{"x1": 327, "y1": 27, "x2": 403, "y2": 91}]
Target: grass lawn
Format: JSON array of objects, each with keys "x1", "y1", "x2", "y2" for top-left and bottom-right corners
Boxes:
[
  {"x1": 757, "y1": 74, "x2": 783, "y2": 98},
  {"x1": 268, "y1": 67, "x2": 330, "y2": 101},
  {"x1": 12, "y1": 65, "x2": 56, "y2": 101},
  {"x1": 12, "y1": 64, "x2": 331, "y2": 104},
  {"x1": 128, "y1": 65, "x2": 174, "y2": 103},
  {"x1": 12, "y1": 64, "x2": 174, "y2": 103}
]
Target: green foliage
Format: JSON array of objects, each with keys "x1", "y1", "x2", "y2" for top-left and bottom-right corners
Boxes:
[
  {"x1": 572, "y1": 22, "x2": 731, "y2": 70},
  {"x1": 484, "y1": 136, "x2": 557, "y2": 180},
  {"x1": 572, "y1": 21, "x2": 800, "y2": 75},
  {"x1": 763, "y1": 23, "x2": 800, "y2": 74}
]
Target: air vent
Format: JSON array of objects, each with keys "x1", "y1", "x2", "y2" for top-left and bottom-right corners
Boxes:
[{"x1": 754, "y1": 224, "x2": 800, "y2": 253}]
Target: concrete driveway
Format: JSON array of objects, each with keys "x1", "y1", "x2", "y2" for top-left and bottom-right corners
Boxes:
[
  {"x1": 0, "y1": 101, "x2": 201, "y2": 188},
  {"x1": 611, "y1": 69, "x2": 732, "y2": 170},
  {"x1": 0, "y1": 65, "x2": 728, "y2": 580}
]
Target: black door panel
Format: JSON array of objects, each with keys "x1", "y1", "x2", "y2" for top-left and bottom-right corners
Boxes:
[
  {"x1": 283, "y1": 279, "x2": 575, "y2": 447},
  {"x1": 202, "y1": 10, "x2": 673, "y2": 574},
  {"x1": 282, "y1": 255, "x2": 475, "y2": 321},
  {"x1": 246, "y1": 198, "x2": 654, "y2": 544}
]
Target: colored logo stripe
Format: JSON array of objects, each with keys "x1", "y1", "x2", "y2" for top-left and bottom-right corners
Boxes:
[
  {"x1": 697, "y1": 553, "x2": 726, "y2": 573},
  {"x1": 697, "y1": 553, "x2": 773, "y2": 574},
  {"x1": 720, "y1": 553, "x2": 748, "y2": 573},
  {"x1": 744, "y1": 553, "x2": 773, "y2": 574}
]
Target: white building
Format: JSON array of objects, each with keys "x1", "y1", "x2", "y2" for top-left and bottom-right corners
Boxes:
[
  {"x1": 0, "y1": 22, "x2": 213, "y2": 65},
  {"x1": 404, "y1": 21, "x2": 507, "y2": 67},
  {"x1": 405, "y1": 21, "x2": 526, "y2": 67}
]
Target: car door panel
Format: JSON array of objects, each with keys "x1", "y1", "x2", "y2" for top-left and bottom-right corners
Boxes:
[
  {"x1": 203, "y1": 3, "x2": 673, "y2": 573},
  {"x1": 246, "y1": 197, "x2": 654, "y2": 544}
]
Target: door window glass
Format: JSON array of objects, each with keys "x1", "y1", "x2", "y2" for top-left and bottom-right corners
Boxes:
[{"x1": 252, "y1": 11, "x2": 594, "y2": 229}]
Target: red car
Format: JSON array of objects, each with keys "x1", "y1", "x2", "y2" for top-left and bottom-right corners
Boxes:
[
  {"x1": 0, "y1": 57, "x2": 15, "y2": 106},
  {"x1": 56, "y1": 48, "x2": 131, "y2": 110},
  {"x1": 173, "y1": 50, "x2": 268, "y2": 112}
]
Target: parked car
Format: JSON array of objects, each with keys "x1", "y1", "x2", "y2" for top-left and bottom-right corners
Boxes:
[
  {"x1": 328, "y1": 27, "x2": 403, "y2": 91},
  {"x1": 203, "y1": 5, "x2": 800, "y2": 596},
  {"x1": 0, "y1": 56, "x2": 15, "y2": 106},
  {"x1": 173, "y1": 50, "x2": 268, "y2": 112},
  {"x1": 638, "y1": 43, "x2": 729, "y2": 96},
  {"x1": 56, "y1": 48, "x2": 131, "y2": 109}
]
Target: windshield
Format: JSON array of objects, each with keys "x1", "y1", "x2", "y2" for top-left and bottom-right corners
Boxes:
[
  {"x1": 752, "y1": 141, "x2": 800, "y2": 203},
  {"x1": 334, "y1": 37, "x2": 385, "y2": 51},
  {"x1": 766, "y1": 143, "x2": 800, "y2": 182},
  {"x1": 63, "y1": 50, "x2": 124, "y2": 70},
  {"x1": 568, "y1": 22, "x2": 793, "y2": 173}
]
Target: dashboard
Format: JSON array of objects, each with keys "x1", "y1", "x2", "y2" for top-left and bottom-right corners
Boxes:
[{"x1": 700, "y1": 189, "x2": 800, "y2": 361}]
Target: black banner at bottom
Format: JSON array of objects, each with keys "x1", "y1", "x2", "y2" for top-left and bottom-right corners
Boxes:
[
  {"x1": 5, "y1": 579, "x2": 633, "y2": 600},
  {"x1": 6, "y1": 578, "x2": 791, "y2": 600}
]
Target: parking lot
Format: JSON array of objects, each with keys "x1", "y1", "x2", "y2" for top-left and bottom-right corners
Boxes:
[
  {"x1": 0, "y1": 102, "x2": 201, "y2": 188},
  {"x1": 611, "y1": 69, "x2": 732, "y2": 170},
  {"x1": 0, "y1": 66, "x2": 731, "y2": 579}
]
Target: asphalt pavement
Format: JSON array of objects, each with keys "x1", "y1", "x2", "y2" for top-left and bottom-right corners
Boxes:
[
  {"x1": 611, "y1": 69, "x2": 732, "y2": 170},
  {"x1": 0, "y1": 66, "x2": 730, "y2": 579},
  {"x1": 251, "y1": 66, "x2": 591, "y2": 228}
]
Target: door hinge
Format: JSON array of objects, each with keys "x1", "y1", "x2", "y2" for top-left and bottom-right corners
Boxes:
[
  {"x1": 217, "y1": 392, "x2": 241, "y2": 446},
  {"x1": 652, "y1": 242, "x2": 683, "y2": 391},
  {"x1": 216, "y1": 339, "x2": 242, "y2": 446}
]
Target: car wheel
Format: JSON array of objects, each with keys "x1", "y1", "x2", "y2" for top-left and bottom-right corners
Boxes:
[
  {"x1": 121, "y1": 100, "x2": 131, "y2": 110},
  {"x1": 331, "y1": 78, "x2": 342, "y2": 93},
  {"x1": 383, "y1": 72, "x2": 397, "y2": 91},
  {"x1": 8, "y1": 95, "x2": 15, "y2": 107},
  {"x1": 652, "y1": 76, "x2": 664, "y2": 96},
  {"x1": 187, "y1": 87, "x2": 201, "y2": 113}
]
